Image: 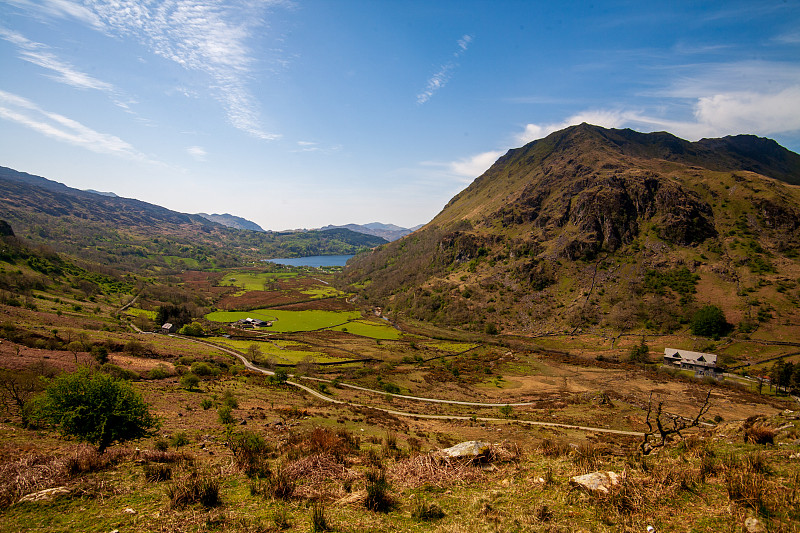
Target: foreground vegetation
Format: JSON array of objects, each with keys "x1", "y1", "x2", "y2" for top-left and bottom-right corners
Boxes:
[{"x1": 1, "y1": 224, "x2": 799, "y2": 532}]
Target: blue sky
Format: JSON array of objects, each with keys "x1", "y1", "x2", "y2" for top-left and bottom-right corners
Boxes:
[{"x1": 1, "y1": 1, "x2": 799, "y2": 230}]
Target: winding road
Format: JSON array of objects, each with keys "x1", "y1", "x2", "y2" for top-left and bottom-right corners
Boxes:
[{"x1": 179, "y1": 336, "x2": 644, "y2": 437}]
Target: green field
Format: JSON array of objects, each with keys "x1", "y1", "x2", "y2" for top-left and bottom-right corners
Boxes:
[
  {"x1": 301, "y1": 286, "x2": 343, "y2": 298},
  {"x1": 329, "y1": 319, "x2": 401, "y2": 340},
  {"x1": 124, "y1": 307, "x2": 156, "y2": 319},
  {"x1": 206, "y1": 309, "x2": 360, "y2": 332},
  {"x1": 425, "y1": 340, "x2": 480, "y2": 353},
  {"x1": 219, "y1": 271, "x2": 297, "y2": 291},
  {"x1": 206, "y1": 337, "x2": 348, "y2": 364}
]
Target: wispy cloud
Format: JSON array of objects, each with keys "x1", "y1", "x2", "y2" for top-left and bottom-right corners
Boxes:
[
  {"x1": 417, "y1": 34, "x2": 473, "y2": 105},
  {"x1": 186, "y1": 145, "x2": 207, "y2": 161},
  {"x1": 14, "y1": 0, "x2": 284, "y2": 140},
  {"x1": 0, "y1": 27, "x2": 115, "y2": 92},
  {"x1": 0, "y1": 89, "x2": 153, "y2": 161}
]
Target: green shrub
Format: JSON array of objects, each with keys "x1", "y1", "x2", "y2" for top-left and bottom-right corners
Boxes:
[
  {"x1": 170, "y1": 432, "x2": 190, "y2": 449},
  {"x1": 190, "y1": 362, "x2": 215, "y2": 376},
  {"x1": 218, "y1": 405, "x2": 235, "y2": 425},
  {"x1": 180, "y1": 373, "x2": 200, "y2": 391},
  {"x1": 200, "y1": 398, "x2": 213, "y2": 410},
  {"x1": 149, "y1": 365, "x2": 170, "y2": 380},
  {"x1": 100, "y1": 363, "x2": 139, "y2": 381}
]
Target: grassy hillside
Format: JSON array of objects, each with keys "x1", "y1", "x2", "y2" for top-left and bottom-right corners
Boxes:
[{"x1": 338, "y1": 125, "x2": 800, "y2": 339}]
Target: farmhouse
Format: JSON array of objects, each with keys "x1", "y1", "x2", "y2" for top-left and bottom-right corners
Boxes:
[
  {"x1": 663, "y1": 348, "x2": 721, "y2": 377},
  {"x1": 233, "y1": 317, "x2": 273, "y2": 329},
  {"x1": 160, "y1": 323, "x2": 174, "y2": 334}
]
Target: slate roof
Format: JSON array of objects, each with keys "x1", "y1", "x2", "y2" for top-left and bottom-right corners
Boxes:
[{"x1": 663, "y1": 348, "x2": 717, "y2": 368}]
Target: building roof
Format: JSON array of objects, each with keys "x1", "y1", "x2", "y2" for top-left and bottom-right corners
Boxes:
[{"x1": 664, "y1": 348, "x2": 717, "y2": 368}]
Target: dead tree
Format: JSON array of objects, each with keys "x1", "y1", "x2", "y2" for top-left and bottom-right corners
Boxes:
[{"x1": 640, "y1": 390, "x2": 712, "y2": 455}]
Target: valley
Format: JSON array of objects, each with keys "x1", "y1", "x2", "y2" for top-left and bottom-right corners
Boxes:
[{"x1": 1, "y1": 125, "x2": 799, "y2": 532}]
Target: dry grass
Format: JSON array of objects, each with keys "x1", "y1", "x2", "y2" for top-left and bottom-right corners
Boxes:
[
  {"x1": 389, "y1": 453, "x2": 484, "y2": 488},
  {"x1": 166, "y1": 470, "x2": 221, "y2": 508},
  {"x1": 744, "y1": 424, "x2": 776, "y2": 445},
  {"x1": 0, "y1": 445, "x2": 131, "y2": 508}
]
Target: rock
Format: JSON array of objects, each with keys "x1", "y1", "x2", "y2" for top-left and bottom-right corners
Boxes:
[
  {"x1": 123, "y1": 507, "x2": 137, "y2": 514},
  {"x1": 569, "y1": 471, "x2": 621, "y2": 495},
  {"x1": 744, "y1": 516, "x2": 766, "y2": 533},
  {"x1": 18, "y1": 486, "x2": 71, "y2": 503},
  {"x1": 438, "y1": 440, "x2": 491, "y2": 459}
]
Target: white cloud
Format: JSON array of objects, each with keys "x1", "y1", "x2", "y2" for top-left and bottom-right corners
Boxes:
[
  {"x1": 516, "y1": 110, "x2": 631, "y2": 145},
  {"x1": 186, "y1": 145, "x2": 206, "y2": 161},
  {"x1": 417, "y1": 34, "x2": 473, "y2": 105},
  {"x1": 13, "y1": 0, "x2": 284, "y2": 140},
  {"x1": 0, "y1": 27, "x2": 115, "y2": 92},
  {"x1": 448, "y1": 150, "x2": 505, "y2": 178},
  {"x1": 0, "y1": 89, "x2": 152, "y2": 161}
]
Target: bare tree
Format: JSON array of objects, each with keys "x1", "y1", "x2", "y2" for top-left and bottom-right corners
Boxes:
[{"x1": 640, "y1": 390, "x2": 712, "y2": 455}]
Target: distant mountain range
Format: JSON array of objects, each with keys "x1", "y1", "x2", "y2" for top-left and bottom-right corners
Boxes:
[
  {"x1": 0, "y1": 165, "x2": 387, "y2": 272},
  {"x1": 339, "y1": 124, "x2": 800, "y2": 337},
  {"x1": 317, "y1": 222, "x2": 423, "y2": 242}
]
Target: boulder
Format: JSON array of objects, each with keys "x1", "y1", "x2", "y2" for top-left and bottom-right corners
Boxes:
[
  {"x1": 744, "y1": 516, "x2": 766, "y2": 533},
  {"x1": 18, "y1": 486, "x2": 71, "y2": 503},
  {"x1": 438, "y1": 441, "x2": 491, "y2": 459},
  {"x1": 569, "y1": 471, "x2": 621, "y2": 495}
]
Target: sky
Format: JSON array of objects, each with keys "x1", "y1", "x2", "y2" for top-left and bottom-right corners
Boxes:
[{"x1": 1, "y1": 1, "x2": 800, "y2": 231}]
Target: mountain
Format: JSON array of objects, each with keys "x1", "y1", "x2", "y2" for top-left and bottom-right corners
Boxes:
[
  {"x1": 197, "y1": 213, "x2": 266, "y2": 232},
  {"x1": 0, "y1": 166, "x2": 388, "y2": 273},
  {"x1": 85, "y1": 189, "x2": 119, "y2": 197},
  {"x1": 338, "y1": 124, "x2": 800, "y2": 339},
  {"x1": 317, "y1": 222, "x2": 420, "y2": 241}
]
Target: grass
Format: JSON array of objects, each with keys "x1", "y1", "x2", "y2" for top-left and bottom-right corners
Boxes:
[
  {"x1": 329, "y1": 320, "x2": 401, "y2": 340},
  {"x1": 205, "y1": 309, "x2": 361, "y2": 332},
  {"x1": 219, "y1": 271, "x2": 297, "y2": 291},
  {"x1": 124, "y1": 307, "x2": 156, "y2": 320}
]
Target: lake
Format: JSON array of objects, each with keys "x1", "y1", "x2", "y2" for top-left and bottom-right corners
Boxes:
[{"x1": 264, "y1": 254, "x2": 355, "y2": 267}]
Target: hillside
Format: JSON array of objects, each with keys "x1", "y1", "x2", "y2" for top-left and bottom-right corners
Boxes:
[
  {"x1": 338, "y1": 124, "x2": 800, "y2": 339},
  {"x1": 197, "y1": 212, "x2": 266, "y2": 232},
  {"x1": 0, "y1": 166, "x2": 387, "y2": 273}
]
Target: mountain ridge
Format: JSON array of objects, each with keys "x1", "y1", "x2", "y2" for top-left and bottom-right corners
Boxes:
[{"x1": 339, "y1": 124, "x2": 800, "y2": 338}]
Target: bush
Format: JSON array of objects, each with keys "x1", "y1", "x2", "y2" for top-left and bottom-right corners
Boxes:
[
  {"x1": 169, "y1": 432, "x2": 190, "y2": 449},
  {"x1": 91, "y1": 345, "x2": 109, "y2": 364},
  {"x1": 178, "y1": 322, "x2": 205, "y2": 336},
  {"x1": 229, "y1": 430, "x2": 271, "y2": 477},
  {"x1": 200, "y1": 398, "x2": 213, "y2": 410},
  {"x1": 190, "y1": 362, "x2": 215, "y2": 377},
  {"x1": 100, "y1": 363, "x2": 139, "y2": 381},
  {"x1": 180, "y1": 373, "x2": 200, "y2": 391},
  {"x1": 149, "y1": 365, "x2": 170, "y2": 380},
  {"x1": 30, "y1": 367, "x2": 159, "y2": 453},
  {"x1": 218, "y1": 405, "x2": 235, "y2": 425}
]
